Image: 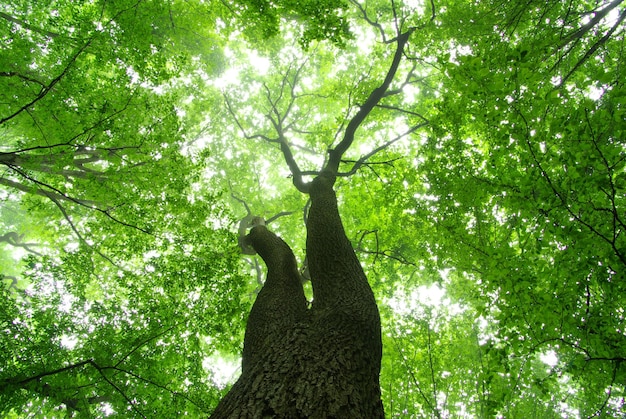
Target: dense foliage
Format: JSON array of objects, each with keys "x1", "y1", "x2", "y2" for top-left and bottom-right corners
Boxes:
[{"x1": 1, "y1": 0, "x2": 624, "y2": 417}]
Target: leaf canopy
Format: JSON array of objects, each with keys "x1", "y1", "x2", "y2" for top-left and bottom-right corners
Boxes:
[{"x1": 1, "y1": 0, "x2": 625, "y2": 417}]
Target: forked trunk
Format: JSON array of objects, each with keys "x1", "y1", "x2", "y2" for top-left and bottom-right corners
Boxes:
[{"x1": 209, "y1": 173, "x2": 383, "y2": 418}]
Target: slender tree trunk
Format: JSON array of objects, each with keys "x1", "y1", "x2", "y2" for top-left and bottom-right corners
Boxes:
[{"x1": 210, "y1": 172, "x2": 384, "y2": 418}]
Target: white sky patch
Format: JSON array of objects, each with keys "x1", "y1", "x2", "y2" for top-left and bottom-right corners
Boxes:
[
  {"x1": 204, "y1": 355, "x2": 240, "y2": 389},
  {"x1": 402, "y1": 83, "x2": 420, "y2": 104},
  {"x1": 60, "y1": 334, "x2": 79, "y2": 349},
  {"x1": 100, "y1": 403, "x2": 115, "y2": 416},
  {"x1": 65, "y1": 241, "x2": 80, "y2": 253},
  {"x1": 247, "y1": 50, "x2": 270, "y2": 75},
  {"x1": 212, "y1": 48, "x2": 240, "y2": 88},
  {"x1": 587, "y1": 84, "x2": 607, "y2": 100},
  {"x1": 404, "y1": 0, "x2": 425, "y2": 11},
  {"x1": 211, "y1": 47, "x2": 270, "y2": 88},
  {"x1": 540, "y1": 349, "x2": 559, "y2": 367},
  {"x1": 387, "y1": 280, "x2": 464, "y2": 317}
]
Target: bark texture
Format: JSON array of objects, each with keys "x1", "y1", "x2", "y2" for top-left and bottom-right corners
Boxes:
[{"x1": 210, "y1": 172, "x2": 383, "y2": 418}]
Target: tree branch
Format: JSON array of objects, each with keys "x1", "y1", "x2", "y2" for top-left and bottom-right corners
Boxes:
[
  {"x1": 0, "y1": 39, "x2": 93, "y2": 125},
  {"x1": 0, "y1": 12, "x2": 61, "y2": 39},
  {"x1": 5, "y1": 165, "x2": 152, "y2": 235},
  {"x1": 349, "y1": 0, "x2": 390, "y2": 43},
  {"x1": 561, "y1": 0, "x2": 625, "y2": 45},
  {"x1": 326, "y1": 28, "x2": 415, "y2": 175},
  {"x1": 559, "y1": 7, "x2": 626, "y2": 86},
  {"x1": 517, "y1": 109, "x2": 626, "y2": 265},
  {"x1": 0, "y1": 176, "x2": 105, "y2": 209},
  {"x1": 340, "y1": 122, "x2": 427, "y2": 176}
]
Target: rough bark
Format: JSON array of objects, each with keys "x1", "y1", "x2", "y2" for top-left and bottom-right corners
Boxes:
[
  {"x1": 241, "y1": 224, "x2": 308, "y2": 375},
  {"x1": 210, "y1": 172, "x2": 383, "y2": 418}
]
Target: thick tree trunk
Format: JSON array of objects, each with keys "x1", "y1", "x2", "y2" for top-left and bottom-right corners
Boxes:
[
  {"x1": 210, "y1": 173, "x2": 383, "y2": 418},
  {"x1": 240, "y1": 224, "x2": 308, "y2": 375}
]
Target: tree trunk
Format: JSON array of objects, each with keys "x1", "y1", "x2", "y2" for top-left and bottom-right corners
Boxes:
[{"x1": 210, "y1": 172, "x2": 384, "y2": 418}]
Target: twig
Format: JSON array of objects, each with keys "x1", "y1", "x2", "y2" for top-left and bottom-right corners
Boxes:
[
  {"x1": 47, "y1": 194, "x2": 120, "y2": 267},
  {"x1": 341, "y1": 122, "x2": 427, "y2": 176},
  {"x1": 0, "y1": 39, "x2": 93, "y2": 125},
  {"x1": 6, "y1": 165, "x2": 152, "y2": 235}
]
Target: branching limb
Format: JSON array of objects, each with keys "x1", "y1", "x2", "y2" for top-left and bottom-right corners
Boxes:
[
  {"x1": 383, "y1": 60, "x2": 419, "y2": 97},
  {"x1": 5, "y1": 165, "x2": 152, "y2": 235},
  {"x1": 0, "y1": 11, "x2": 61, "y2": 39},
  {"x1": 250, "y1": 257, "x2": 264, "y2": 287},
  {"x1": 0, "y1": 71, "x2": 47, "y2": 87},
  {"x1": 113, "y1": 324, "x2": 181, "y2": 368},
  {"x1": 0, "y1": 232, "x2": 43, "y2": 256},
  {"x1": 0, "y1": 38, "x2": 93, "y2": 125},
  {"x1": 391, "y1": 333, "x2": 436, "y2": 414},
  {"x1": 349, "y1": 0, "x2": 390, "y2": 43},
  {"x1": 354, "y1": 229, "x2": 417, "y2": 266},
  {"x1": 266, "y1": 211, "x2": 295, "y2": 224},
  {"x1": 96, "y1": 366, "x2": 148, "y2": 418},
  {"x1": 375, "y1": 104, "x2": 429, "y2": 122},
  {"x1": 2, "y1": 275, "x2": 19, "y2": 291},
  {"x1": 326, "y1": 28, "x2": 415, "y2": 175},
  {"x1": 0, "y1": 177, "x2": 105, "y2": 211},
  {"x1": 585, "y1": 110, "x2": 626, "y2": 235},
  {"x1": 47, "y1": 193, "x2": 120, "y2": 267},
  {"x1": 223, "y1": 94, "x2": 279, "y2": 143},
  {"x1": 561, "y1": 0, "x2": 624, "y2": 46},
  {"x1": 339, "y1": 157, "x2": 402, "y2": 180},
  {"x1": 517, "y1": 109, "x2": 626, "y2": 265},
  {"x1": 0, "y1": 323, "x2": 190, "y2": 418},
  {"x1": 232, "y1": 186, "x2": 296, "y2": 255},
  {"x1": 340, "y1": 122, "x2": 427, "y2": 176},
  {"x1": 231, "y1": 189, "x2": 257, "y2": 256},
  {"x1": 428, "y1": 0, "x2": 436, "y2": 21},
  {"x1": 559, "y1": 8, "x2": 626, "y2": 86}
]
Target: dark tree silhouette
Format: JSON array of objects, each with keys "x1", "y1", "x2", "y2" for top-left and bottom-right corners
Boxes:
[
  {"x1": 210, "y1": 28, "x2": 415, "y2": 418},
  {"x1": 210, "y1": 172, "x2": 384, "y2": 418}
]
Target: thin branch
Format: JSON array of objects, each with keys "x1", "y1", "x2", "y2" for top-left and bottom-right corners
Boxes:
[
  {"x1": 223, "y1": 94, "x2": 279, "y2": 143},
  {"x1": 0, "y1": 176, "x2": 105, "y2": 209},
  {"x1": 114, "y1": 324, "x2": 181, "y2": 368},
  {"x1": 0, "y1": 232, "x2": 43, "y2": 256},
  {"x1": 0, "y1": 39, "x2": 93, "y2": 125},
  {"x1": 517, "y1": 110, "x2": 626, "y2": 265},
  {"x1": 589, "y1": 360, "x2": 619, "y2": 417},
  {"x1": 585, "y1": 110, "x2": 626, "y2": 234},
  {"x1": 1, "y1": 326, "x2": 189, "y2": 418},
  {"x1": 104, "y1": 365, "x2": 206, "y2": 411},
  {"x1": 266, "y1": 211, "x2": 294, "y2": 224},
  {"x1": 251, "y1": 257, "x2": 264, "y2": 287},
  {"x1": 429, "y1": 0, "x2": 436, "y2": 21},
  {"x1": 0, "y1": 71, "x2": 47, "y2": 87},
  {"x1": 326, "y1": 28, "x2": 415, "y2": 175},
  {"x1": 95, "y1": 367, "x2": 147, "y2": 419},
  {"x1": 230, "y1": 186, "x2": 252, "y2": 216},
  {"x1": 0, "y1": 11, "x2": 61, "y2": 39},
  {"x1": 6, "y1": 165, "x2": 152, "y2": 235},
  {"x1": 47, "y1": 193, "x2": 119, "y2": 267},
  {"x1": 391, "y1": 333, "x2": 436, "y2": 413},
  {"x1": 559, "y1": 8, "x2": 626, "y2": 86},
  {"x1": 0, "y1": 360, "x2": 93, "y2": 390},
  {"x1": 358, "y1": 248, "x2": 417, "y2": 266},
  {"x1": 349, "y1": 0, "x2": 389, "y2": 43},
  {"x1": 375, "y1": 104, "x2": 429, "y2": 122},
  {"x1": 341, "y1": 122, "x2": 427, "y2": 176},
  {"x1": 561, "y1": 0, "x2": 625, "y2": 45},
  {"x1": 391, "y1": 0, "x2": 401, "y2": 35},
  {"x1": 426, "y1": 323, "x2": 442, "y2": 419}
]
